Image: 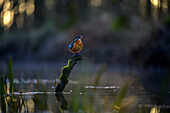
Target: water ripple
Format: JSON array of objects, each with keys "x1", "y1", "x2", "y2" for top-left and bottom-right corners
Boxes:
[{"x1": 84, "y1": 85, "x2": 120, "y2": 89}]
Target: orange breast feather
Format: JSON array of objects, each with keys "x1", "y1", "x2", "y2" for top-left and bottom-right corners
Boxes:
[{"x1": 70, "y1": 40, "x2": 83, "y2": 53}]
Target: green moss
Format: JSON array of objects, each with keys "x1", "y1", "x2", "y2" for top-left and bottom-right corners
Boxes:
[
  {"x1": 59, "y1": 59, "x2": 73, "y2": 82},
  {"x1": 68, "y1": 59, "x2": 73, "y2": 67},
  {"x1": 60, "y1": 73, "x2": 69, "y2": 82},
  {"x1": 56, "y1": 54, "x2": 83, "y2": 92},
  {"x1": 74, "y1": 55, "x2": 83, "y2": 64},
  {"x1": 74, "y1": 57, "x2": 79, "y2": 63},
  {"x1": 62, "y1": 66, "x2": 71, "y2": 74},
  {"x1": 60, "y1": 58, "x2": 75, "y2": 82}
]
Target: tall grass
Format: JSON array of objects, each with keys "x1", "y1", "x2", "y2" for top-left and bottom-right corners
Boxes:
[
  {"x1": 0, "y1": 74, "x2": 6, "y2": 113},
  {"x1": 112, "y1": 82, "x2": 129, "y2": 112},
  {"x1": 93, "y1": 63, "x2": 107, "y2": 87},
  {"x1": 54, "y1": 73, "x2": 57, "y2": 87},
  {"x1": 8, "y1": 59, "x2": 13, "y2": 94},
  {"x1": 36, "y1": 80, "x2": 38, "y2": 92}
]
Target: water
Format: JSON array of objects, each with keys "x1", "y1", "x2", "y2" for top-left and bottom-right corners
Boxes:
[{"x1": 1, "y1": 79, "x2": 170, "y2": 113}]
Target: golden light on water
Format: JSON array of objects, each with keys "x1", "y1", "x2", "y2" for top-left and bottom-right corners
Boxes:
[
  {"x1": 19, "y1": 2, "x2": 26, "y2": 13},
  {"x1": 90, "y1": 0, "x2": 102, "y2": 7},
  {"x1": 3, "y1": 10, "x2": 14, "y2": 27},
  {"x1": 150, "y1": 0, "x2": 159, "y2": 6},
  {"x1": 26, "y1": 1, "x2": 35, "y2": 15}
]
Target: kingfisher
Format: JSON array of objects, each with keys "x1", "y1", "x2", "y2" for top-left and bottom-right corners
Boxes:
[{"x1": 68, "y1": 35, "x2": 86, "y2": 54}]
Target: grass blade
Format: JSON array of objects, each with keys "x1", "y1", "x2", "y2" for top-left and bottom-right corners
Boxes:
[
  {"x1": 36, "y1": 80, "x2": 38, "y2": 92},
  {"x1": 8, "y1": 59, "x2": 13, "y2": 94},
  {"x1": 0, "y1": 75, "x2": 6, "y2": 113},
  {"x1": 113, "y1": 82, "x2": 129, "y2": 112},
  {"x1": 93, "y1": 63, "x2": 107, "y2": 87}
]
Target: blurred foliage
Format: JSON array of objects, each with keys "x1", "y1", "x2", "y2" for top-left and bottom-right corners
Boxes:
[
  {"x1": 60, "y1": 1, "x2": 78, "y2": 30},
  {"x1": 111, "y1": 16, "x2": 128, "y2": 30},
  {"x1": 0, "y1": 0, "x2": 169, "y2": 67},
  {"x1": 164, "y1": 15, "x2": 170, "y2": 26},
  {"x1": 111, "y1": 0, "x2": 118, "y2": 4}
]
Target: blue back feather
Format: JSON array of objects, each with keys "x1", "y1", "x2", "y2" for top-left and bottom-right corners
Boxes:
[{"x1": 68, "y1": 38, "x2": 80, "y2": 50}]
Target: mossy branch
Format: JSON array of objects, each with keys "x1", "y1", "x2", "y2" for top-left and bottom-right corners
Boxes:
[{"x1": 55, "y1": 54, "x2": 83, "y2": 92}]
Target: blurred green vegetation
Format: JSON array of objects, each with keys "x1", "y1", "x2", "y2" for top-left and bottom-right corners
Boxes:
[
  {"x1": 164, "y1": 15, "x2": 170, "y2": 26},
  {"x1": 111, "y1": 16, "x2": 128, "y2": 30}
]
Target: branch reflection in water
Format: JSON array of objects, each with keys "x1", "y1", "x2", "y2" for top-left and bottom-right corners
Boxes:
[{"x1": 55, "y1": 93, "x2": 69, "y2": 112}]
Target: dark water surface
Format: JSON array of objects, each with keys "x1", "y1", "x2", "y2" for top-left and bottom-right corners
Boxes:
[{"x1": 1, "y1": 80, "x2": 170, "y2": 113}]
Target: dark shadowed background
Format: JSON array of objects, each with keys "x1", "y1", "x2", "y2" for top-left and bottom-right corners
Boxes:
[{"x1": 0, "y1": 0, "x2": 170, "y2": 92}]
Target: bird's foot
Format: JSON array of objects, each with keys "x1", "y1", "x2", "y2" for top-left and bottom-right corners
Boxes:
[
  {"x1": 71, "y1": 53, "x2": 83, "y2": 60},
  {"x1": 74, "y1": 53, "x2": 81, "y2": 57}
]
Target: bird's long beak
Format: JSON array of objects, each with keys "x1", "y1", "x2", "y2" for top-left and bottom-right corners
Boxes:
[{"x1": 80, "y1": 35, "x2": 86, "y2": 38}]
